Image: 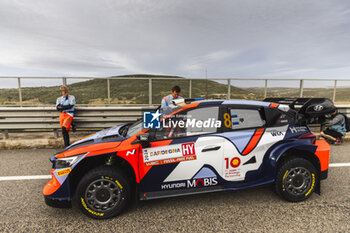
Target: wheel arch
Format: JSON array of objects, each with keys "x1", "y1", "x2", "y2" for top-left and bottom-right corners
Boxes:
[
  {"x1": 275, "y1": 148, "x2": 321, "y2": 194},
  {"x1": 68, "y1": 153, "x2": 137, "y2": 197}
]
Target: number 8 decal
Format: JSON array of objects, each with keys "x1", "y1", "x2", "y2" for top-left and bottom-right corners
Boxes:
[{"x1": 223, "y1": 113, "x2": 232, "y2": 128}]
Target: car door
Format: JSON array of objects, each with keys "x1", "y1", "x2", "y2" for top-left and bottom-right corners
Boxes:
[
  {"x1": 138, "y1": 106, "x2": 226, "y2": 195},
  {"x1": 219, "y1": 105, "x2": 287, "y2": 183}
]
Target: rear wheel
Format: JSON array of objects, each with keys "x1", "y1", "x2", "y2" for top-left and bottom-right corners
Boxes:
[
  {"x1": 76, "y1": 166, "x2": 131, "y2": 219},
  {"x1": 275, "y1": 158, "x2": 318, "y2": 202}
]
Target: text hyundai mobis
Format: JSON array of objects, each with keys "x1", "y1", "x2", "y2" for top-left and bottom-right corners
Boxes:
[{"x1": 43, "y1": 98, "x2": 331, "y2": 219}]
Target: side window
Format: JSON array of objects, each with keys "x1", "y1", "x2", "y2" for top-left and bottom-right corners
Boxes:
[
  {"x1": 228, "y1": 108, "x2": 265, "y2": 130},
  {"x1": 186, "y1": 106, "x2": 219, "y2": 136},
  {"x1": 153, "y1": 106, "x2": 220, "y2": 140},
  {"x1": 264, "y1": 107, "x2": 293, "y2": 127}
]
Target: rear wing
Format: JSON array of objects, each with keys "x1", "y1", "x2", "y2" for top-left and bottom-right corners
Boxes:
[
  {"x1": 264, "y1": 98, "x2": 335, "y2": 116},
  {"x1": 264, "y1": 98, "x2": 335, "y2": 124}
]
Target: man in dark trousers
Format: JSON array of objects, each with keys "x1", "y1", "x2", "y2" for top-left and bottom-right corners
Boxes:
[{"x1": 56, "y1": 85, "x2": 76, "y2": 147}]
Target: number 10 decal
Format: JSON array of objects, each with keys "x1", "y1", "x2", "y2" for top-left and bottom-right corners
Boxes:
[{"x1": 225, "y1": 157, "x2": 241, "y2": 169}]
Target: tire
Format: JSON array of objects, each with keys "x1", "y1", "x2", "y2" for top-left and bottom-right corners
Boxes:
[
  {"x1": 275, "y1": 157, "x2": 318, "y2": 202},
  {"x1": 76, "y1": 165, "x2": 131, "y2": 219}
]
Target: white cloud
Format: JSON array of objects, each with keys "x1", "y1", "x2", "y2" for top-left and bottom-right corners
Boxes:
[{"x1": 0, "y1": 0, "x2": 350, "y2": 85}]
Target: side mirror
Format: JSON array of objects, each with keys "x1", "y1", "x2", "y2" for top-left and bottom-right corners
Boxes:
[{"x1": 137, "y1": 133, "x2": 149, "y2": 142}]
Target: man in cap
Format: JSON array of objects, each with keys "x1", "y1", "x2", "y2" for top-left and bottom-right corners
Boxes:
[{"x1": 56, "y1": 85, "x2": 76, "y2": 147}]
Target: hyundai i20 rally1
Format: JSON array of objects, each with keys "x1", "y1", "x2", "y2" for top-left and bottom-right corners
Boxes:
[{"x1": 43, "y1": 98, "x2": 331, "y2": 219}]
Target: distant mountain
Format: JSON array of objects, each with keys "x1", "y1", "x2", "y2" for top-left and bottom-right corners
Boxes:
[
  {"x1": 0, "y1": 75, "x2": 263, "y2": 106},
  {"x1": 0, "y1": 75, "x2": 346, "y2": 106}
]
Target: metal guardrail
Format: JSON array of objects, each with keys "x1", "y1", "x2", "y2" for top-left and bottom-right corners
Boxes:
[
  {"x1": 1, "y1": 76, "x2": 350, "y2": 106},
  {"x1": 1, "y1": 105, "x2": 350, "y2": 139},
  {"x1": 0, "y1": 106, "x2": 157, "y2": 138}
]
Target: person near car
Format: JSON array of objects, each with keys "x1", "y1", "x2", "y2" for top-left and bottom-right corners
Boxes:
[
  {"x1": 320, "y1": 107, "x2": 346, "y2": 144},
  {"x1": 161, "y1": 85, "x2": 183, "y2": 108},
  {"x1": 56, "y1": 85, "x2": 76, "y2": 147}
]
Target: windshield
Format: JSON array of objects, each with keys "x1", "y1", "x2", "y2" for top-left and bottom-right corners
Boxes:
[
  {"x1": 161, "y1": 105, "x2": 181, "y2": 116},
  {"x1": 126, "y1": 120, "x2": 143, "y2": 137}
]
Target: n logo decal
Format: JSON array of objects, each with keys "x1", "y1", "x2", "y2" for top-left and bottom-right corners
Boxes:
[{"x1": 126, "y1": 149, "x2": 136, "y2": 156}]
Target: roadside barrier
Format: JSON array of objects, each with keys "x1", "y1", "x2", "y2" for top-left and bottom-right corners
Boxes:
[
  {"x1": 0, "y1": 106, "x2": 156, "y2": 138},
  {"x1": 0, "y1": 105, "x2": 349, "y2": 139}
]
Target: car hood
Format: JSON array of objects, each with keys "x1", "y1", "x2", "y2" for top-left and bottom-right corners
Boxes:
[{"x1": 67, "y1": 124, "x2": 126, "y2": 149}]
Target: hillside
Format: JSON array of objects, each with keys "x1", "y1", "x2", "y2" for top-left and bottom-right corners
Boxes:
[
  {"x1": 0, "y1": 75, "x2": 263, "y2": 106},
  {"x1": 1, "y1": 75, "x2": 348, "y2": 106}
]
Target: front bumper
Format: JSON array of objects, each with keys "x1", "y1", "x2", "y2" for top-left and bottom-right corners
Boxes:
[
  {"x1": 43, "y1": 168, "x2": 72, "y2": 207},
  {"x1": 45, "y1": 196, "x2": 71, "y2": 208}
]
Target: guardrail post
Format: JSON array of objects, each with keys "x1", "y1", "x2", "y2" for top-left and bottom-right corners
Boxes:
[
  {"x1": 264, "y1": 79, "x2": 268, "y2": 99},
  {"x1": 299, "y1": 79, "x2": 304, "y2": 97},
  {"x1": 149, "y1": 78, "x2": 152, "y2": 105},
  {"x1": 107, "y1": 78, "x2": 111, "y2": 104},
  {"x1": 189, "y1": 79, "x2": 192, "y2": 98},
  {"x1": 53, "y1": 129, "x2": 59, "y2": 138},
  {"x1": 333, "y1": 80, "x2": 337, "y2": 102},
  {"x1": 18, "y1": 77, "x2": 22, "y2": 107},
  {"x1": 62, "y1": 77, "x2": 67, "y2": 86},
  {"x1": 2, "y1": 130, "x2": 9, "y2": 139},
  {"x1": 227, "y1": 79, "x2": 231, "y2": 99}
]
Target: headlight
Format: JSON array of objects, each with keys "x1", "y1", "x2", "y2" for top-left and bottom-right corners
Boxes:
[{"x1": 55, "y1": 153, "x2": 86, "y2": 169}]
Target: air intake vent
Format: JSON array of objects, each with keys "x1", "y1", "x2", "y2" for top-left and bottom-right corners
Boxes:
[
  {"x1": 102, "y1": 135, "x2": 122, "y2": 141},
  {"x1": 67, "y1": 140, "x2": 94, "y2": 150}
]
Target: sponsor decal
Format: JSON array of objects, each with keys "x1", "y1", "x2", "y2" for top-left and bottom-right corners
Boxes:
[
  {"x1": 230, "y1": 157, "x2": 241, "y2": 168},
  {"x1": 289, "y1": 126, "x2": 308, "y2": 133},
  {"x1": 282, "y1": 170, "x2": 289, "y2": 189},
  {"x1": 104, "y1": 176, "x2": 123, "y2": 189},
  {"x1": 57, "y1": 168, "x2": 71, "y2": 176},
  {"x1": 161, "y1": 177, "x2": 218, "y2": 190},
  {"x1": 161, "y1": 182, "x2": 186, "y2": 190},
  {"x1": 305, "y1": 173, "x2": 315, "y2": 196},
  {"x1": 143, "y1": 143, "x2": 196, "y2": 166},
  {"x1": 224, "y1": 157, "x2": 241, "y2": 178},
  {"x1": 270, "y1": 131, "x2": 284, "y2": 136},
  {"x1": 187, "y1": 177, "x2": 218, "y2": 188},
  {"x1": 115, "y1": 180, "x2": 123, "y2": 190},
  {"x1": 182, "y1": 143, "x2": 195, "y2": 156},
  {"x1": 81, "y1": 197, "x2": 104, "y2": 216}
]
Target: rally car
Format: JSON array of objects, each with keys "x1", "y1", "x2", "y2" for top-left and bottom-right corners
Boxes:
[{"x1": 43, "y1": 98, "x2": 330, "y2": 219}]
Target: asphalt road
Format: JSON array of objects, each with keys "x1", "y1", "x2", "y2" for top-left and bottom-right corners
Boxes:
[{"x1": 0, "y1": 145, "x2": 349, "y2": 232}]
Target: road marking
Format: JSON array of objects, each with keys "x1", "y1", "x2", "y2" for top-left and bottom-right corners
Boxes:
[
  {"x1": 0, "y1": 163, "x2": 349, "y2": 181},
  {"x1": 0, "y1": 175, "x2": 51, "y2": 181},
  {"x1": 329, "y1": 163, "x2": 350, "y2": 167}
]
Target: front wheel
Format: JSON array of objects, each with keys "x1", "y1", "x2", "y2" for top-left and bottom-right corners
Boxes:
[
  {"x1": 76, "y1": 166, "x2": 131, "y2": 219},
  {"x1": 275, "y1": 158, "x2": 318, "y2": 202}
]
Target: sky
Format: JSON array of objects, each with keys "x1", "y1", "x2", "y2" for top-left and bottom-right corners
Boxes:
[{"x1": 1, "y1": 0, "x2": 350, "y2": 88}]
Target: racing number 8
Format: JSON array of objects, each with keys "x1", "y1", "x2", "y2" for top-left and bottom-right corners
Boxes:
[{"x1": 223, "y1": 113, "x2": 232, "y2": 128}]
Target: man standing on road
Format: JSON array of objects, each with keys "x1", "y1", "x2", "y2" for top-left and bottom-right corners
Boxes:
[
  {"x1": 56, "y1": 85, "x2": 76, "y2": 147},
  {"x1": 161, "y1": 85, "x2": 183, "y2": 108}
]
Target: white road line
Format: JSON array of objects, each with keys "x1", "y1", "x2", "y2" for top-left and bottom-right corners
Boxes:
[
  {"x1": 329, "y1": 163, "x2": 350, "y2": 167},
  {"x1": 0, "y1": 175, "x2": 51, "y2": 181},
  {"x1": 0, "y1": 163, "x2": 349, "y2": 181}
]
